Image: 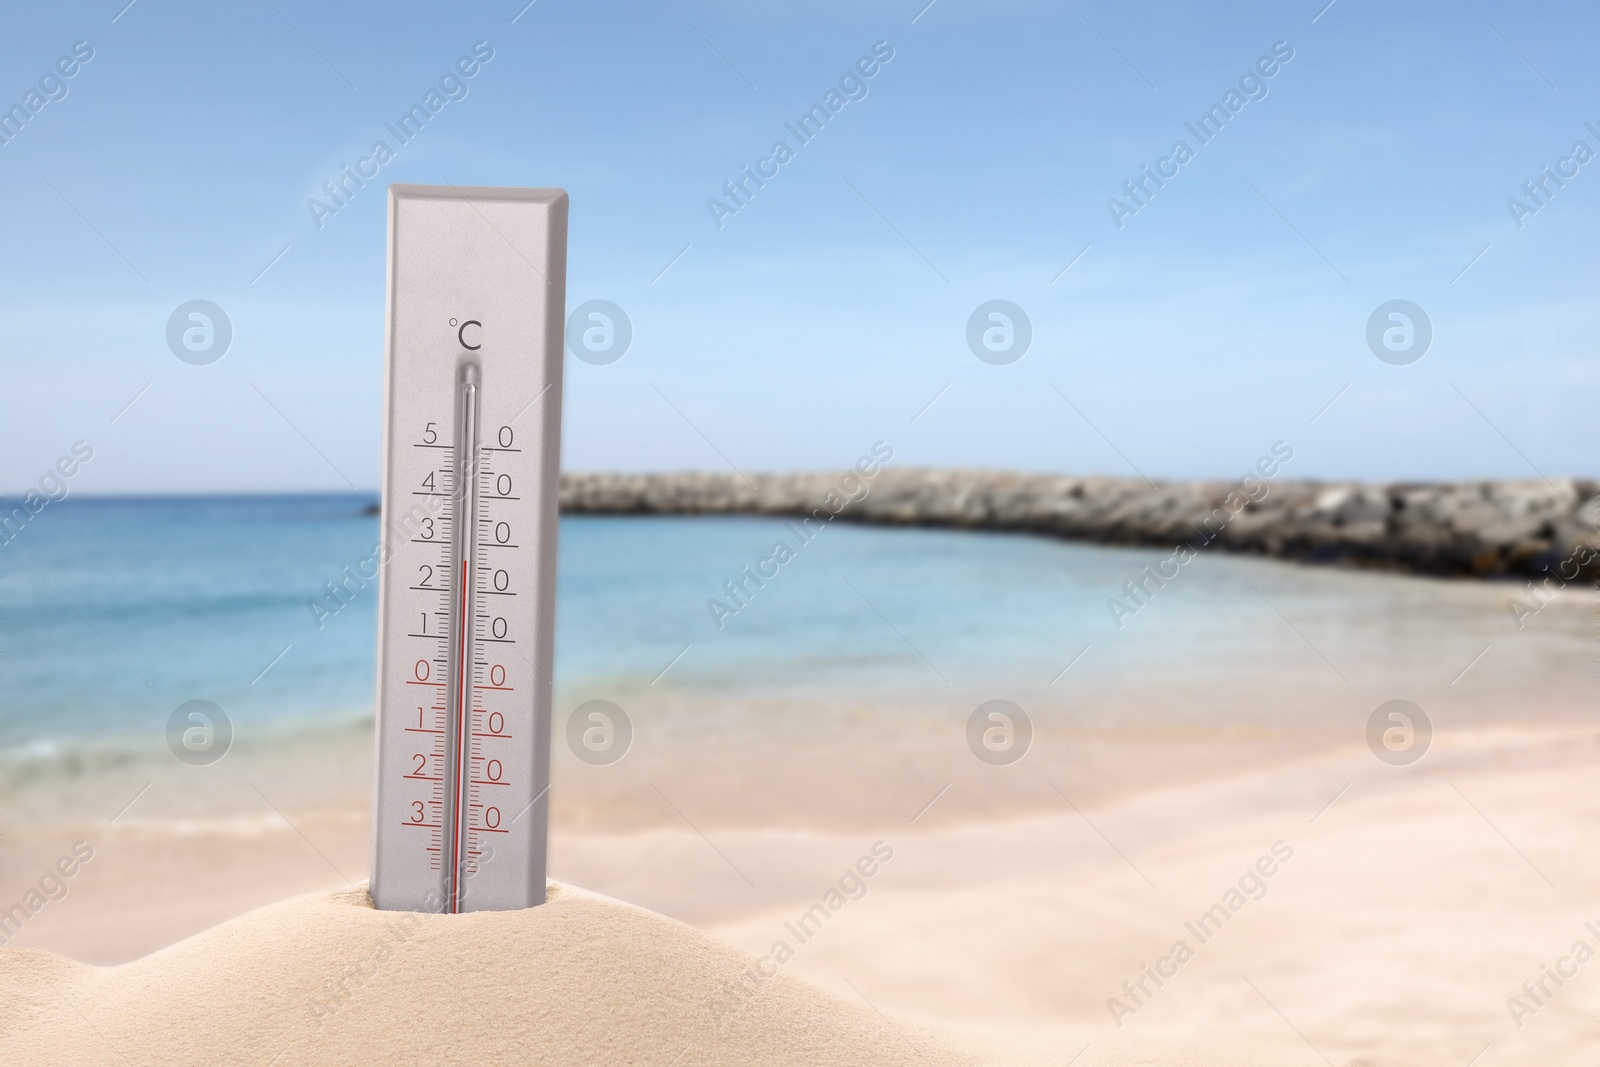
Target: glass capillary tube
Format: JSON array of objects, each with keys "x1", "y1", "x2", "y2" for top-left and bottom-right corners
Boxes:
[{"x1": 443, "y1": 361, "x2": 481, "y2": 913}]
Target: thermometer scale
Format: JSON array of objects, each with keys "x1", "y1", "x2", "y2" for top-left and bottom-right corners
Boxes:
[{"x1": 371, "y1": 185, "x2": 567, "y2": 913}]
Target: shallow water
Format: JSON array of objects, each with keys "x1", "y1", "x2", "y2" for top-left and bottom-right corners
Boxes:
[{"x1": 0, "y1": 496, "x2": 1591, "y2": 765}]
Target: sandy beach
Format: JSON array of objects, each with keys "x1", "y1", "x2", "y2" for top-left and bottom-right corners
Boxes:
[
  {"x1": 5, "y1": 516, "x2": 1597, "y2": 1065},
  {"x1": 5, "y1": 717, "x2": 1597, "y2": 1065}
]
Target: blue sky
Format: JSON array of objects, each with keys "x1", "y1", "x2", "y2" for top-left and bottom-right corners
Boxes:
[{"x1": 0, "y1": 0, "x2": 1595, "y2": 493}]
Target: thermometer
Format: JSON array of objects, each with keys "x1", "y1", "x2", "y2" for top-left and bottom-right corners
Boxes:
[{"x1": 371, "y1": 185, "x2": 567, "y2": 913}]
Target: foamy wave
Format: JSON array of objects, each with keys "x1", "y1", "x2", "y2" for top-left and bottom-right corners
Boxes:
[{"x1": 0, "y1": 708, "x2": 375, "y2": 788}]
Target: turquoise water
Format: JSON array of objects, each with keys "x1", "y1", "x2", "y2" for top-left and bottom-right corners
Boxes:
[{"x1": 0, "y1": 495, "x2": 1584, "y2": 756}]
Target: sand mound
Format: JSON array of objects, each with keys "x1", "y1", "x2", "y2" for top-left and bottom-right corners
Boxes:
[{"x1": 0, "y1": 883, "x2": 967, "y2": 1067}]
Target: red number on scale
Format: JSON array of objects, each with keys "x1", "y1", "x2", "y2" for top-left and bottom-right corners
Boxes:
[
  {"x1": 488, "y1": 712, "x2": 504, "y2": 734},
  {"x1": 489, "y1": 664, "x2": 505, "y2": 687},
  {"x1": 414, "y1": 660, "x2": 430, "y2": 682},
  {"x1": 486, "y1": 760, "x2": 502, "y2": 781},
  {"x1": 484, "y1": 807, "x2": 501, "y2": 829}
]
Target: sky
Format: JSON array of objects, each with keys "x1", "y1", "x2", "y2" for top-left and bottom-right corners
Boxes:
[{"x1": 0, "y1": 0, "x2": 1595, "y2": 493}]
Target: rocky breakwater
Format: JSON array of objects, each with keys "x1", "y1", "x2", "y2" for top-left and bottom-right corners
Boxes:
[{"x1": 559, "y1": 469, "x2": 1600, "y2": 583}]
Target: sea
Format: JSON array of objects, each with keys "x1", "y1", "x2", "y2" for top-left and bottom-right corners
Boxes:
[{"x1": 1, "y1": 495, "x2": 1592, "y2": 765}]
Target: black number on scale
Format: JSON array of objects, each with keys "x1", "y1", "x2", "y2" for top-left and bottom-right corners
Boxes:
[
  {"x1": 494, "y1": 522, "x2": 510, "y2": 544},
  {"x1": 421, "y1": 518, "x2": 434, "y2": 540},
  {"x1": 419, "y1": 565, "x2": 433, "y2": 587},
  {"x1": 496, "y1": 474, "x2": 511, "y2": 496},
  {"x1": 498, "y1": 426, "x2": 513, "y2": 448},
  {"x1": 422, "y1": 471, "x2": 436, "y2": 491},
  {"x1": 423, "y1": 422, "x2": 438, "y2": 444},
  {"x1": 491, "y1": 617, "x2": 507, "y2": 639}
]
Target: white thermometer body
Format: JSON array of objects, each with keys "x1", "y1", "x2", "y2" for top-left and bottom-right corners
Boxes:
[{"x1": 371, "y1": 185, "x2": 567, "y2": 913}]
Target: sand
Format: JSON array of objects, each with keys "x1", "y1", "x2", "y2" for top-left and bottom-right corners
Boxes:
[
  {"x1": 4, "y1": 726, "x2": 1598, "y2": 1066},
  {"x1": 1, "y1": 882, "x2": 980, "y2": 1067}
]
